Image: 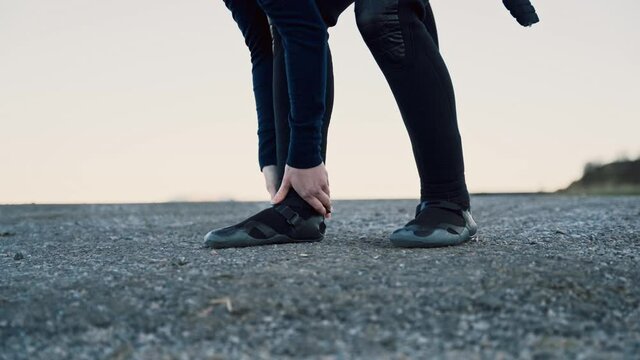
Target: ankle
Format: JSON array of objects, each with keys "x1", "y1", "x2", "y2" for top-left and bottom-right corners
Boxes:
[{"x1": 278, "y1": 191, "x2": 320, "y2": 219}]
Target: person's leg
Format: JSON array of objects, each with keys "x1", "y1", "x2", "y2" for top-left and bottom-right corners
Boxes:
[
  {"x1": 273, "y1": 0, "x2": 353, "y2": 210},
  {"x1": 273, "y1": 28, "x2": 334, "y2": 210},
  {"x1": 355, "y1": 0, "x2": 476, "y2": 247},
  {"x1": 222, "y1": 0, "x2": 277, "y2": 171},
  {"x1": 355, "y1": 0, "x2": 470, "y2": 209},
  {"x1": 204, "y1": 0, "x2": 330, "y2": 248},
  {"x1": 254, "y1": 0, "x2": 329, "y2": 169}
]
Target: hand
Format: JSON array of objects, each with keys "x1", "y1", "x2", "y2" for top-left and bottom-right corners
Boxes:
[
  {"x1": 271, "y1": 162, "x2": 332, "y2": 218},
  {"x1": 262, "y1": 165, "x2": 279, "y2": 200}
]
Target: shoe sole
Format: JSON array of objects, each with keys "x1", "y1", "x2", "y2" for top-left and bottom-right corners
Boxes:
[
  {"x1": 204, "y1": 232, "x2": 324, "y2": 249},
  {"x1": 389, "y1": 227, "x2": 476, "y2": 248}
]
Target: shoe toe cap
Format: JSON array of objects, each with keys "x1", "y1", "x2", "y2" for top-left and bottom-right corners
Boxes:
[
  {"x1": 203, "y1": 228, "x2": 238, "y2": 248},
  {"x1": 390, "y1": 226, "x2": 471, "y2": 248},
  {"x1": 203, "y1": 227, "x2": 263, "y2": 249},
  {"x1": 203, "y1": 230, "x2": 220, "y2": 248}
]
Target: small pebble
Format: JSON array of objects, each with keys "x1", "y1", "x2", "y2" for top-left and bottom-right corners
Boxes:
[{"x1": 171, "y1": 257, "x2": 189, "y2": 266}]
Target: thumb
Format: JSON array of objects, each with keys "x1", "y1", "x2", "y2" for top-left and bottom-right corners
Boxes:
[{"x1": 271, "y1": 180, "x2": 290, "y2": 204}]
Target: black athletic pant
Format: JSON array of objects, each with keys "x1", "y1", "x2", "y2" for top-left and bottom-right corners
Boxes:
[{"x1": 273, "y1": 1, "x2": 353, "y2": 210}]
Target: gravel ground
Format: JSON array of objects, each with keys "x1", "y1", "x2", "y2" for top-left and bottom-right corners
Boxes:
[{"x1": 1, "y1": 195, "x2": 639, "y2": 360}]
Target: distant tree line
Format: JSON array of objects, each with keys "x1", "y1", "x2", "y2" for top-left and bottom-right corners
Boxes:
[{"x1": 562, "y1": 157, "x2": 640, "y2": 195}]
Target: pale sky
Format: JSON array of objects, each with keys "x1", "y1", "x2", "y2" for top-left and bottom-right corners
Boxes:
[{"x1": 1, "y1": 0, "x2": 639, "y2": 204}]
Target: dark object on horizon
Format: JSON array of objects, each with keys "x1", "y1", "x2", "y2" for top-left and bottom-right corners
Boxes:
[
  {"x1": 503, "y1": 0, "x2": 540, "y2": 27},
  {"x1": 562, "y1": 159, "x2": 640, "y2": 195}
]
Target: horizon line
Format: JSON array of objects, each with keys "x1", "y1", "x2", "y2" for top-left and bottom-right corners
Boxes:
[{"x1": 0, "y1": 191, "x2": 578, "y2": 206}]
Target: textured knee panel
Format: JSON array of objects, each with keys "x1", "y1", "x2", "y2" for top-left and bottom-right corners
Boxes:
[{"x1": 355, "y1": 0, "x2": 405, "y2": 63}]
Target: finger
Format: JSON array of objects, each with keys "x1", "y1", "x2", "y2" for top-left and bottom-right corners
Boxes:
[
  {"x1": 321, "y1": 183, "x2": 330, "y2": 198},
  {"x1": 303, "y1": 195, "x2": 327, "y2": 216},
  {"x1": 271, "y1": 187, "x2": 288, "y2": 204},
  {"x1": 271, "y1": 181, "x2": 290, "y2": 204},
  {"x1": 315, "y1": 189, "x2": 332, "y2": 213}
]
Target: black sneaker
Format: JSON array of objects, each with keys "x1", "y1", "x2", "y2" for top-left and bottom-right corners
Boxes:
[
  {"x1": 203, "y1": 204, "x2": 326, "y2": 249},
  {"x1": 389, "y1": 200, "x2": 478, "y2": 248}
]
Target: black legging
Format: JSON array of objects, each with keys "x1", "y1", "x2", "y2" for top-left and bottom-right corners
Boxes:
[
  {"x1": 272, "y1": 1, "x2": 352, "y2": 209},
  {"x1": 273, "y1": 28, "x2": 333, "y2": 183},
  {"x1": 355, "y1": 0, "x2": 469, "y2": 207}
]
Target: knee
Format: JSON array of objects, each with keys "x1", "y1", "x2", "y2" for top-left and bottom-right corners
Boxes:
[
  {"x1": 258, "y1": 0, "x2": 328, "y2": 42},
  {"x1": 246, "y1": 32, "x2": 273, "y2": 64},
  {"x1": 317, "y1": 0, "x2": 351, "y2": 28},
  {"x1": 355, "y1": 0, "x2": 405, "y2": 62},
  {"x1": 321, "y1": 12, "x2": 340, "y2": 28},
  {"x1": 355, "y1": 3, "x2": 384, "y2": 39},
  {"x1": 276, "y1": 16, "x2": 328, "y2": 45}
]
